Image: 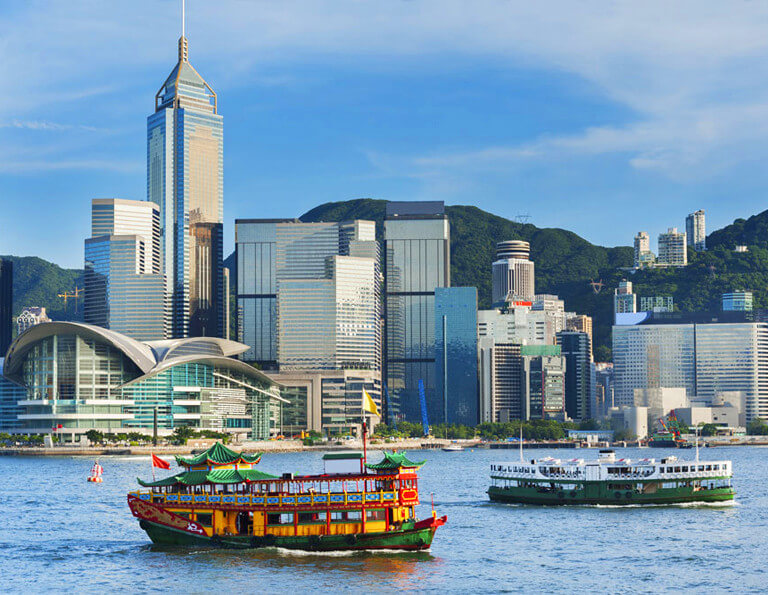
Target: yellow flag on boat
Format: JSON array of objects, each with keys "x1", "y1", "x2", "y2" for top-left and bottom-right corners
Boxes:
[{"x1": 363, "y1": 388, "x2": 379, "y2": 417}]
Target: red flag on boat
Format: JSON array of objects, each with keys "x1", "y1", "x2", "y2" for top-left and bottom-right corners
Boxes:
[{"x1": 151, "y1": 454, "x2": 171, "y2": 470}]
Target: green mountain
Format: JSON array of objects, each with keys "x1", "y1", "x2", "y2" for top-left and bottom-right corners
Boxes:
[{"x1": 1, "y1": 255, "x2": 85, "y2": 331}]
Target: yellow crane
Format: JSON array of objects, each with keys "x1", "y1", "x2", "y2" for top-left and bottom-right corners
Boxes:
[{"x1": 58, "y1": 287, "x2": 83, "y2": 314}]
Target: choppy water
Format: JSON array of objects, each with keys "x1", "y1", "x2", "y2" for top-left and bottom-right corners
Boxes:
[{"x1": 1, "y1": 446, "x2": 766, "y2": 593}]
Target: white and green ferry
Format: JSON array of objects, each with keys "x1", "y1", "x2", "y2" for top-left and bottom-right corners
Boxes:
[{"x1": 488, "y1": 449, "x2": 734, "y2": 505}]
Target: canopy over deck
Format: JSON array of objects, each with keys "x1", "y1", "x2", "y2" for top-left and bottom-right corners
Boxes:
[
  {"x1": 175, "y1": 442, "x2": 263, "y2": 467},
  {"x1": 366, "y1": 452, "x2": 425, "y2": 471}
]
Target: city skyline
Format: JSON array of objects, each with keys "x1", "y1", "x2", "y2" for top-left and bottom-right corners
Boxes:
[{"x1": 6, "y1": 2, "x2": 768, "y2": 268}]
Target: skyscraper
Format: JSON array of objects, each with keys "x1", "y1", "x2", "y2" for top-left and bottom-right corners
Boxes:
[
  {"x1": 492, "y1": 240, "x2": 535, "y2": 305},
  {"x1": 686, "y1": 209, "x2": 706, "y2": 252},
  {"x1": 557, "y1": 331, "x2": 592, "y2": 420},
  {"x1": 147, "y1": 31, "x2": 224, "y2": 338},
  {"x1": 84, "y1": 199, "x2": 168, "y2": 341},
  {"x1": 435, "y1": 287, "x2": 478, "y2": 426},
  {"x1": 0, "y1": 259, "x2": 12, "y2": 354},
  {"x1": 658, "y1": 227, "x2": 687, "y2": 266},
  {"x1": 384, "y1": 201, "x2": 450, "y2": 422}
]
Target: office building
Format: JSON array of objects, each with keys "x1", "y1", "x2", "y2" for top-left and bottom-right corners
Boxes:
[
  {"x1": 235, "y1": 219, "x2": 379, "y2": 368},
  {"x1": 435, "y1": 287, "x2": 478, "y2": 426},
  {"x1": 265, "y1": 369, "x2": 381, "y2": 436},
  {"x1": 557, "y1": 331, "x2": 592, "y2": 420},
  {"x1": 0, "y1": 358, "x2": 24, "y2": 431},
  {"x1": 686, "y1": 209, "x2": 706, "y2": 251},
  {"x1": 633, "y1": 232, "x2": 654, "y2": 268},
  {"x1": 147, "y1": 32, "x2": 224, "y2": 338},
  {"x1": 84, "y1": 199, "x2": 168, "y2": 341},
  {"x1": 567, "y1": 314, "x2": 593, "y2": 356},
  {"x1": 612, "y1": 311, "x2": 768, "y2": 422},
  {"x1": 277, "y1": 256, "x2": 379, "y2": 372},
  {"x1": 723, "y1": 291, "x2": 753, "y2": 312},
  {"x1": 520, "y1": 345, "x2": 565, "y2": 419},
  {"x1": 0, "y1": 259, "x2": 11, "y2": 354},
  {"x1": 236, "y1": 219, "x2": 381, "y2": 433},
  {"x1": 16, "y1": 307, "x2": 51, "y2": 336},
  {"x1": 614, "y1": 279, "x2": 636, "y2": 316},
  {"x1": 632, "y1": 387, "x2": 688, "y2": 422},
  {"x1": 478, "y1": 340, "x2": 522, "y2": 422},
  {"x1": 0, "y1": 322, "x2": 284, "y2": 440},
  {"x1": 384, "y1": 201, "x2": 450, "y2": 423},
  {"x1": 658, "y1": 227, "x2": 687, "y2": 266},
  {"x1": 592, "y1": 362, "x2": 614, "y2": 419},
  {"x1": 492, "y1": 240, "x2": 535, "y2": 305}
]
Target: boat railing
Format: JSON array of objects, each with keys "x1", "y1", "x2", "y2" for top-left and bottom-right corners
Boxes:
[{"x1": 129, "y1": 489, "x2": 406, "y2": 507}]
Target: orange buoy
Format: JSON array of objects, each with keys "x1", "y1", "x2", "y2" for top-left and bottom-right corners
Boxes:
[{"x1": 87, "y1": 460, "x2": 104, "y2": 483}]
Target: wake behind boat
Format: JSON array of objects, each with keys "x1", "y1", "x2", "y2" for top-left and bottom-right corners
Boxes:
[
  {"x1": 128, "y1": 443, "x2": 446, "y2": 551},
  {"x1": 488, "y1": 448, "x2": 734, "y2": 505}
]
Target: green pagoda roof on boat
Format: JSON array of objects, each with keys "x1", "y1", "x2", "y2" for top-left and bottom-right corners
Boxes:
[
  {"x1": 366, "y1": 452, "x2": 425, "y2": 470},
  {"x1": 138, "y1": 467, "x2": 278, "y2": 488},
  {"x1": 175, "y1": 442, "x2": 263, "y2": 467}
]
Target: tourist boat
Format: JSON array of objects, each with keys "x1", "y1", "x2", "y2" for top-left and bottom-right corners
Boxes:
[
  {"x1": 488, "y1": 449, "x2": 734, "y2": 505},
  {"x1": 127, "y1": 443, "x2": 446, "y2": 550}
]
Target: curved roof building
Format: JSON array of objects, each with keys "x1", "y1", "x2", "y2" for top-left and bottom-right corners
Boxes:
[{"x1": 1, "y1": 322, "x2": 284, "y2": 440}]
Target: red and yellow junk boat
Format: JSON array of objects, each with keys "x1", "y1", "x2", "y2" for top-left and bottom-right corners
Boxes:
[{"x1": 127, "y1": 443, "x2": 446, "y2": 551}]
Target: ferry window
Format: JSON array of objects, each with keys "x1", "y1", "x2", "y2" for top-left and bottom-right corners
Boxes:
[
  {"x1": 346, "y1": 511, "x2": 362, "y2": 521},
  {"x1": 706, "y1": 465, "x2": 712, "y2": 471},
  {"x1": 175, "y1": 512, "x2": 190, "y2": 519},
  {"x1": 714, "y1": 465, "x2": 720, "y2": 471},
  {"x1": 267, "y1": 513, "x2": 294, "y2": 525},
  {"x1": 298, "y1": 512, "x2": 326, "y2": 523},
  {"x1": 675, "y1": 467, "x2": 681, "y2": 473},
  {"x1": 366, "y1": 509, "x2": 385, "y2": 521},
  {"x1": 196, "y1": 513, "x2": 212, "y2": 526},
  {"x1": 682, "y1": 466, "x2": 688, "y2": 472}
]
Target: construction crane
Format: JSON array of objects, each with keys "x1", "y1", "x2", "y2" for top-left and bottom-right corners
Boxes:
[{"x1": 58, "y1": 287, "x2": 83, "y2": 314}]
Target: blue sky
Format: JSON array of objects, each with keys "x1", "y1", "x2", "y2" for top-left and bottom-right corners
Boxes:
[{"x1": 4, "y1": 1, "x2": 768, "y2": 268}]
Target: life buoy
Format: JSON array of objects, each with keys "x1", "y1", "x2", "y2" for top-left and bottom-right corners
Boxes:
[
  {"x1": 614, "y1": 491, "x2": 621, "y2": 500},
  {"x1": 625, "y1": 491, "x2": 633, "y2": 500}
]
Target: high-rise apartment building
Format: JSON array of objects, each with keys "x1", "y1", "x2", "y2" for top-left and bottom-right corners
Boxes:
[
  {"x1": 478, "y1": 340, "x2": 522, "y2": 422},
  {"x1": 723, "y1": 291, "x2": 753, "y2": 312},
  {"x1": 84, "y1": 199, "x2": 168, "y2": 341},
  {"x1": 521, "y1": 345, "x2": 565, "y2": 419},
  {"x1": 0, "y1": 259, "x2": 11, "y2": 354},
  {"x1": 614, "y1": 279, "x2": 636, "y2": 316},
  {"x1": 557, "y1": 331, "x2": 592, "y2": 420},
  {"x1": 147, "y1": 34, "x2": 224, "y2": 338},
  {"x1": 492, "y1": 240, "x2": 535, "y2": 305},
  {"x1": 567, "y1": 314, "x2": 593, "y2": 357},
  {"x1": 658, "y1": 227, "x2": 687, "y2": 266},
  {"x1": 612, "y1": 312, "x2": 768, "y2": 421},
  {"x1": 384, "y1": 201, "x2": 450, "y2": 422},
  {"x1": 633, "y1": 232, "x2": 654, "y2": 268},
  {"x1": 435, "y1": 287, "x2": 478, "y2": 426},
  {"x1": 686, "y1": 209, "x2": 706, "y2": 252}
]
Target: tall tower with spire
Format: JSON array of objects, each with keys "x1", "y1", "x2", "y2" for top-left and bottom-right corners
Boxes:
[{"x1": 147, "y1": 13, "x2": 224, "y2": 338}]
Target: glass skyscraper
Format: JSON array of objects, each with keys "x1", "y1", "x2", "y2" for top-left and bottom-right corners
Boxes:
[
  {"x1": 84, "y1": 199, "x2": 168, "y2": 341},
  {"x1": 434, "y1": 287, "x2": 478, "y2": 426},
  {"x1": 384, "y1": 201, "x2": 450, "y2": 423},
  {"x1": 0, "y1": 259, "x2": 11, "y2": 355},
  {"x1": 148, "y1": 35, "x2": 224, "y2": 338},
  {"x1": 557, "y1": 331, "x2": 592, "y2": 420}
]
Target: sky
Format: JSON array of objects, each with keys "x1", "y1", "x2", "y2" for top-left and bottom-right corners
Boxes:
[{"x1": 3, "y1": 1, "x2": 768, "y2": 269}]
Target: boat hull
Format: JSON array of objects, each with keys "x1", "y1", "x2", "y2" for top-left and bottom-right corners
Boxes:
[
  {"x1": 488, "y1": 485, "x2": 734, "y2": 506},
  {"x1": 129, "y1": 496, "x2": 445, "y2": 551}
]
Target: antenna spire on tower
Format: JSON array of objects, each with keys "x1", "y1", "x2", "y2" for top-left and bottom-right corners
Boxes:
[
  {"x1": 178, "y1": 0, "x2": 188, "y2": 63},
  {"x1": 182, "y1": 0, "x2": 185, "y2": 37}
]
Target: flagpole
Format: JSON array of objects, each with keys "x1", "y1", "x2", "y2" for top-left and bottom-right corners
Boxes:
[{"x1": 151, "y1": 452, "x2": 156, "y2": 482}]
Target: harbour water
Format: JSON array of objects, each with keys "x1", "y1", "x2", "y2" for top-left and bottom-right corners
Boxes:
[{"x1": 1, "y1": 447, "x2": 766, "y2": 593}]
